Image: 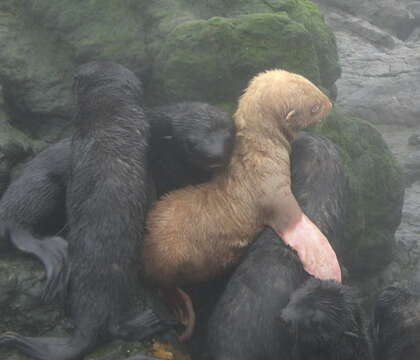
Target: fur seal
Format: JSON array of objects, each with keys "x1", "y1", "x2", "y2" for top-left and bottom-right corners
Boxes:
[
  {"x1": 0, "y1": 101, "x2": 235, "y2": 302},
  {"x1": 142, "y1": 69, "x2": 340, "y2": 341},
  {"x1": 373, "y1": 285, "x2": 420, "y2": 359},
  {"x1": 125, "y1": 133, "x2": 370, "y2": 360},
  {"x1": 206, "y1": 133, "x2": 372, "y2": 360},
  {"x1": 0, "y1": 61, "x2": 173, "y2": 360},
  {"x1": 143, "y1": 70, "x2": 338, "y2": 286}
]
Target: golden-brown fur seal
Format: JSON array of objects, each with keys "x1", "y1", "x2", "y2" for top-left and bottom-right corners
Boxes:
[{"x1": 142, "y1": 70, "x2": 339, "y2": 339}]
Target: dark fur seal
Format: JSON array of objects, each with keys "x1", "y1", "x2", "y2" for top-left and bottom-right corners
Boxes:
[
  {"x1": 373, "y1": 286, "x2": 420, "y2": 360},
  {"x1": 0, "y1": 61, "x2": 173, "y2": 360},
  {"x1": 0, "y1": 101, "x2": 235, "y2": 301},
  {"x1": 124, "y1": 134, "x2": 371, "y2": 360},
  {"x1": 148, "y1": 102, "x2": 234, "y2": 196},
  {"x1": 205, "y1": 134, "x2": 373, "y2": 360}
]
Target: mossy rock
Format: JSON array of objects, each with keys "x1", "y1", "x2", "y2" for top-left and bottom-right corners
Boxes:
[
  {"x1": 0, "y1": 0, "x2": 339, "y2": 139},
  {"x1": 0, "y1": 0, "x2": 147, "y2": 140},
  {"x1": 145, "y1": 0, "x2": 340, "y2": 104},
  {"x1": 312, "y1": 109, "x2": 404, "y2": 278},
  {"x1": 152, "y1": 13, "x2": 320, "y2": 104}
]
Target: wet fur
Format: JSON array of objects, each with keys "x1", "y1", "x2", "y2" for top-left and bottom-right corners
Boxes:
[
  {"x1": 0, "y1": 62, "x2": 172, "y2": 360},
  {"x1": 282, "y1": 279, "x2": 373, "y2": 360},
  {"x1": 148, "y1": 102, "x2": 235, "y2": 196},
  {"x1": 142, "y1": 70, "x2": 333, "y2": 286},
  {"x1": 0, "y1": 139, "x2": 71, "y2": 241},
  {"x1": 373, "y1": 286, "x2": 420, "y2": 360},
  {"x1": 65, "y1": 61, "x2": 150, "y2": 345},
  {"x1": 291, "y1": 132, "x2": 349, "y2": 257},
  {"x1": 0, "y1": 103, "x2": 234, "y2": 246},
  {"x1": 207, "y1": 134, "x2": 373, "y2": 360}
]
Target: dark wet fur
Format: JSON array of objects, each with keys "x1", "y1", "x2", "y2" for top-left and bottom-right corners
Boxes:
[
  {"x1": 282, "y1": 279, "x2": 373, "y2": 360},
  {"x1": 0, "y1": 101, "x2": 235, "y2": 303},
  {"x1": 186, "y1": 133, "x2": 350, "y2": 359},
  {"x1": 0, "y1": 102, "x2": 234, "y2": 243},
  {"x1": 148, "y1": 102, "x2": 235, "y2": 196},
  {"x1": 291, "y1": 132, "x2": 349, "y2": 256},
  {"x1": 373, "y1": 286, "x2": 420, "y2": 360},
  {"x1": 206, "y1": 133, "x2": 374, "y2": 360},
  {"x1": 0, "y1": 61, "x2": 173, "y2": 360},
  {"x1": 0, "y1": 139, "x2": 71, "y2": 240}
]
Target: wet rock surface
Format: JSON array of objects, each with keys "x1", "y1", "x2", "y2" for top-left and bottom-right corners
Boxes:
[
  {"x1": 313, "y1": 0, "x2": 420, "y2": 126},
  {"x1": 367, "y1": 125, "x2": 420, "y2": 295}
]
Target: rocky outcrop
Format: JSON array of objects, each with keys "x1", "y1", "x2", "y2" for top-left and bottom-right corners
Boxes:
[
  {"x1": 0, "y1": 0, "x2": 406, "y2": 358},
  {"x1": 312, "y1": 0, "x2": 420, "y2": 126},
  {"x1": 0, "y1": 0, "x2": 340, "y2": 140}
]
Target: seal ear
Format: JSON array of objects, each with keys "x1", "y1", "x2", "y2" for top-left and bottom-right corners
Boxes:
[{"x1": 285, "y1": 110, "x2": 296, "y2": 124}]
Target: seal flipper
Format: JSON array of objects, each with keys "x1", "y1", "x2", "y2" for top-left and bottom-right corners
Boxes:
[
  {"x1": 0, "y1": 310, "x2": 176, "y2": 360},
  {"x1": 0, "y1": 331, "x2": 93, "y2": 360},
  {"x1": 8, "y1": 228, "x2": 69, "y2": 303},
  {"x1": 109, "y1": 309, "x2": 180, "y2": 341}
]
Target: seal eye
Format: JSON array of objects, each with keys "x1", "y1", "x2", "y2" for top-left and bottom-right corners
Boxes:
[{"x1": 311, "y1": 104, "x2": 321, "y2": 114}]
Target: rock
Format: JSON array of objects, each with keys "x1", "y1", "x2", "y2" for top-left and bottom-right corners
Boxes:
[
  {"x1": 147, "y1": 0, "x2": 341, "y2": 104},
  {"x1": 0, "y1": 0, "x2": 148, "y2": 141},
  {"x1": 0, "y1": 248, "x2": 184, "y2": 360},
  {"x1": 0, "y1": 0, "x2": 340, "y2": 139},
  {"x1": 311, "y1": 0, "x2": 420, "y2": 126},
  {"x1": 357, "y1": 181, "x2": 420, "y2": 306},
  {"x1": 313, "y1": 0, "x2": 420, "y2": 40},
  {"x1": 404, "y1": 150, "x2": 420, "y2": 185},
  {"x1": 408, "y1": 134, "x2": 420, "y2": 146},
  {"x1": 312, "y1": 109, "x2": 405, "y2": 278}
]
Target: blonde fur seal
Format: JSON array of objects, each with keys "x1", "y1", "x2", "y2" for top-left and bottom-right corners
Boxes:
[{"x1": 142, "y1": 70, "x2": 333, "y2": 286}]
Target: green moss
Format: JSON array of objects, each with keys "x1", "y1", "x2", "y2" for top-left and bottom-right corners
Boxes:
[
  {"x1": 151, "y1": 12, "x2": 320, "y2": 104},
  {"x1": 287, "y1": 0, "x2": 341, "y2": 87},
  {"x1": 25, "y1": 0, "x2": 147, "y2": 72},
  {"x1": 311, "y1": 109, "x2": 404, "y2": 277}
]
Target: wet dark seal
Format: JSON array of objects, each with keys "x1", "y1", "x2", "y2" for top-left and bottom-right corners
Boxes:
[
  {"x1": 0, "y1": 61, "x2": 173, "y2": 360},
  {"x1": 206, "y1": 134, "x2": 373, "y2": 360},
  {"x1": 373, "y1": 285, "x2": 420, "y2": 360}
]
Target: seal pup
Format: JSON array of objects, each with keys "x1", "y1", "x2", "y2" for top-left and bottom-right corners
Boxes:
[
  {"x1": 373, "y1": 285, "x2": 420, "y2": 360},
  {"x1": 142, "y1": 70, "x2": 340, "y2": 341},
  {"x1": 0, "y1": 61, "x2": 173, "y2": 360}
]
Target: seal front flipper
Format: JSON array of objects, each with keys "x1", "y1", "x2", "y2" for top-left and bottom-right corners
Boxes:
[
  {"x1": 110, "y1": 309, "x2": 179, "y2": 341},
  {"x1": 8, "y1": 228, "x2": 69, "y2": 303}
]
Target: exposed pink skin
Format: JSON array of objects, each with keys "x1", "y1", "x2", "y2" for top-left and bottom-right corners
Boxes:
[{"x1": 280, "y1": 213, "x2": 342, "y2": 282}]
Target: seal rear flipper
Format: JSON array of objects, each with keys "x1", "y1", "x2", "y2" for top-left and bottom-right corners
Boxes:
[
  {"x1": 8, "y1": 228, "x2": 69, "y2": 303},
  {"x1": 110, "y1": 309, "x2": 179, "y2": 341},
  {"x1": 0, "y1": 331, "x2": 93, "y2": 360}
]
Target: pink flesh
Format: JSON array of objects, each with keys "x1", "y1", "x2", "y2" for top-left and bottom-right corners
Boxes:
[{"x1": 279, "y1": 213, "x2": 342, "y2": 282}]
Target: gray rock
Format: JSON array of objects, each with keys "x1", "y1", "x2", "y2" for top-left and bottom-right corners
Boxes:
[
  {"x1": 314, "y1": 0, "x2": 420, "y2": 39},
  {"x1": 408, "y1": 133, "x2": 420, "y2": 146},
  {"x1": 404, "y1": 150, "x2": 420, "y2": 185},
  {"x1": 312, "y1": 0, "x2": 420, "y2": 126}
]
